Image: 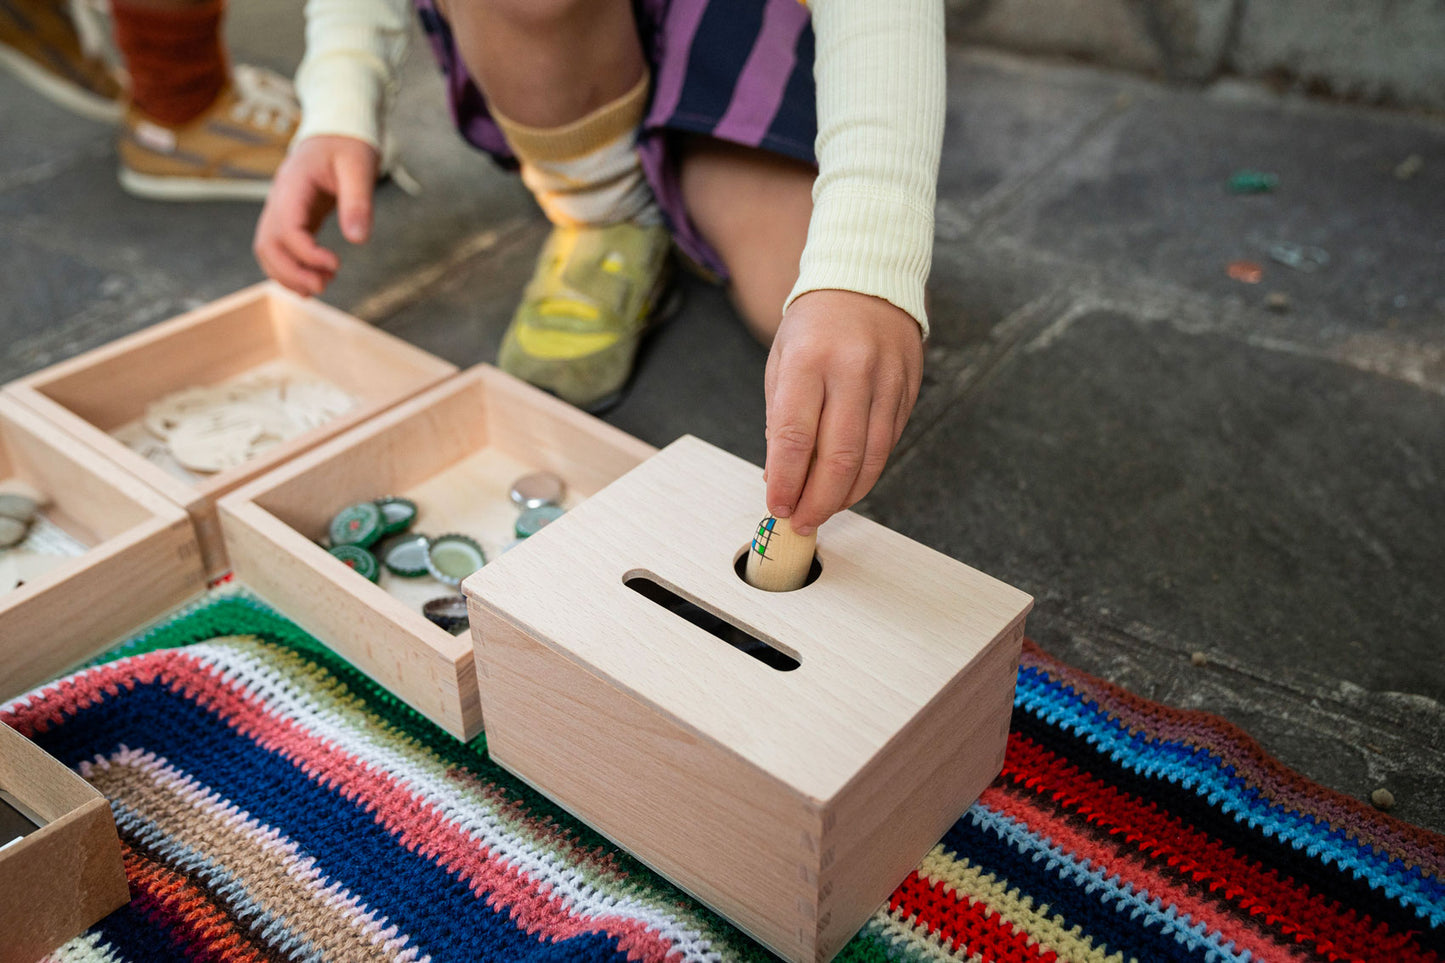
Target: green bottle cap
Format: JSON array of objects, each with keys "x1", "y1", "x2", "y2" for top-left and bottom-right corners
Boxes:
[
  {"x1": 329, "y1": 502, "x2": 383, "y2": 548},
  {"x1": 423, "y1": 595, "x2": 470, "y2": 634},
  {"x1": 328, "y1": 544, "x2": 379, "y2": 582},
  {"x1": 381, "y1": 532, "x2": 431, "y2": 577},
  {"x1": 426, "y1": 534, "x2": 485, "y2": 586},
  {"x1": 374, "y1": 496, "x2": 419, "y2": 536},
  {"x1": 515, "y1": 504, "x2": 565, "y2": 539}
]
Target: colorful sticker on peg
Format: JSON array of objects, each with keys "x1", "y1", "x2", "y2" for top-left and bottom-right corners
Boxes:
[{"x1": 752, "y1": 516, "x2": 777, "y2": 559}]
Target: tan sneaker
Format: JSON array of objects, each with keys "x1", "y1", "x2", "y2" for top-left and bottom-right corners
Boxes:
[
  {"x1": 0, "y1": 0, "x2": 122, "y2": 122},
  {"x1": 118, "y1": 64, "x2": 298, "y2": 202}
]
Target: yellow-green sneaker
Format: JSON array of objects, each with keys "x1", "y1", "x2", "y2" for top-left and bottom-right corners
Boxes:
[{"x1": 498, "y1": 221, "x2": 673, "y2": 412}]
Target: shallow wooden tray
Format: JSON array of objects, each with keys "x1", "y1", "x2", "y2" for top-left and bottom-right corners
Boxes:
[
  {"x1": 218, "y1": 364, "x2": 655, "y2": 740},
  {"x1": 0, "y1": 395, "x2": 205, "y2": 701},
  {"x1": 0, "y1": 721, "x2": 129, "y2": 963},
  {"x1": 4, "y1": 282, "x2": 457, "y2": 576},
  {"x1": 465, "y1": 436, "x2": 1033, "y2": 962}
]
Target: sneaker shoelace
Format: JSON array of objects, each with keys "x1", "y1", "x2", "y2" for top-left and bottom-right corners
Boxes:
[{"x1": 229, "y1": 64, "x2": 300, "y2": 135}]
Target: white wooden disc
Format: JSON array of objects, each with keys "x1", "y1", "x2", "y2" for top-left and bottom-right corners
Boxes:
[
  {"x1": 144, "y1": 385, "x2": 226, "y2": 439},
  {"x1": 168, "y1": 411, "x2": 264, "y2": 473}
]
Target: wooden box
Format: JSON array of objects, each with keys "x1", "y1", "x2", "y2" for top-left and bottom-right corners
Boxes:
[
  {"x1": 218, "y1": 365, "x2": 655, "y2": 741},
  {"x1": 464, "y1": 436, "x2": 1033, "y2": 962},
  {"x1": 0, "y1": 721, "x2": 129, "y2": 963},
  {"x1": 4, "y1": 282, "x2": 457, "y2": 576},
  {"x1": 0, "y1": 395, "x2": 205, "y2": 701}
]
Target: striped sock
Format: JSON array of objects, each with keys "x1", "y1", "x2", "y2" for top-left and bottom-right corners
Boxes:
[{"x1": 492, "y1": 73, "x2": 660, "y2": 228}]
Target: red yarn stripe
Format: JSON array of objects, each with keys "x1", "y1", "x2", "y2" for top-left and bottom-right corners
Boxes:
[
  {"x1": 890, "y1": 869, "x2": 1056, "y2": 962},
  {"x1": 1000, "y1": 731, "x2": 1436, "y2": 963},
  {"x1": 977, "y1": 785, "x2": 1312, "y2": 963},
  {"x1": 4, "y1": 654, "x2": 679, "y2": 962},
  {"x1": 1019, "y1": 642, "x2": 1445, "y2": 879},
  {"x1": 123, "y1": 843, "x2": 271, "y2": 963}
]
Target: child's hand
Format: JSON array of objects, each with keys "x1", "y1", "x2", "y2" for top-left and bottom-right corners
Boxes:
[
  {"x1": 763, "y1": 289, "x2": 924, "y2": 535},
  {"x1": 253, "y1": 135, "x2": 378, "y2": 296}
]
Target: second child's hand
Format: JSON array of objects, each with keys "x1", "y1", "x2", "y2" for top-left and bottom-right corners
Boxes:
[
  {"x1": 254, "y1": 135, "x2": 378, "y2": 296},
  {"x1": 763, "y1": 289, "x2": 923, "y2": 536}
]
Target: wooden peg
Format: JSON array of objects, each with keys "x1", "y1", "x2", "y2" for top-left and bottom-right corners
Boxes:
[{"x1": 744, "y1": 514, "x2": 817, "y2": 592}]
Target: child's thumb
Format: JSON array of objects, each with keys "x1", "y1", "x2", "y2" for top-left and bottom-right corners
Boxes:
[{"x1": 335, "y1": 150, "x2": 376, "y2": 245}]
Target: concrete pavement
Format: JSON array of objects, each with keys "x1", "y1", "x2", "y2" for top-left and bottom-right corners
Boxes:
[{"x1": 2, "y1": 19, "x2": 1442, "y2": 834}]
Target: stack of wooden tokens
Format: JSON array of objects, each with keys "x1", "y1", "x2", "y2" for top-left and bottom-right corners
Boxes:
[{"x1": 121, "y1": 371, "x2": 355, "y2": 475}]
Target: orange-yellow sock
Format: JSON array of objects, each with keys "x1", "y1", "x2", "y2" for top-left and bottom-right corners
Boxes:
[{"x1": 491, "y1": 72, "x2": 659, "y2": 228}]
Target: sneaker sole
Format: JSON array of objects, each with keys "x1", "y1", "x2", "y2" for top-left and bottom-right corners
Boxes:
[
  {"x1": 118, "y1": 167, "x2": 272, "y2": 202},
  {"x1": 0, "y1": 43, "x2": 121, "y2": 123}
]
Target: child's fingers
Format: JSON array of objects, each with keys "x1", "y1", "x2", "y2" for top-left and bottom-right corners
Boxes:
[
  {"x1": 764, "y1": 369, "x2": 824, "y2": 521},
  {"x1": 254, "y1": 226, "x2": 313, "y2": 296},
  {"x1": 788, "y1": 376, "x2": 872, "y2": 535},
  {"x1": 257, "y1": 220, "x2": 333, "y2": 296},
  {"x1": 277, "y1": 228, "x2": 340, "y2": 275},
  {"x1": 278, "y1": 239, "x2": 336, "y2": 297},
  {"x1": 254, "y1": 244, "x2": 305, "y2": 295},
  {"x1": 255, "y1": 161, "x2": 344, "y2": 296},
  {"x1": 333, "y1": 149, "x2": 376, "y2": 245},
  {"x1": 844, "y1": 394, "x2": 901, "y2": 510},
  {"x1": 258, "y1": 240, "x2": 330, "y2": 296}
]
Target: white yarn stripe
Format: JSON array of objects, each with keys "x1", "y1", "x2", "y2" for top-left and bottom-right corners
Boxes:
[
  {"x1": 43, "y1": 930, "x2": 123, "y2": 963},
  {"x1": 169, "y1": 641, "x2": 729, "y2": 962},
  {"x1": 80, "y1": 747, "x2": 425, "y2": 962},
  {"x1": 862, "y1": 910, "x2": 986, "y2": 963}
]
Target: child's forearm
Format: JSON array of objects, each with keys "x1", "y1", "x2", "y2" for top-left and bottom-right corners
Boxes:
[
  {"x1": 293, "y1": 0, "x2": 413, "y2": 150},
  {"x1": 788, "y1": 0, "x2": 946, "y2": 336}
]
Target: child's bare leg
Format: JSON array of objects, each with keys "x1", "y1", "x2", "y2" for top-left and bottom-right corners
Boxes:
[
  {"x1": 439, "y1": 0, "x2": 644, "y2": 127},
  {"x1": 678, "y1": 136, "x2": 815, "y2": 345},
  {"x1": 438, "y1": 0, "x2": 668, "y2": 412}
]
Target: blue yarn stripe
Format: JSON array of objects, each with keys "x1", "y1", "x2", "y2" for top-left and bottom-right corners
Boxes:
[
  {"x1": 27, "y1": 681, "x2": 636, "y2": 963},
  {"x1": 1014, "y1": 665, "x2": 1445, "y2": 925},
  {"x1": 943, "y1": 805, "x2": 1224, "y2": 963}
]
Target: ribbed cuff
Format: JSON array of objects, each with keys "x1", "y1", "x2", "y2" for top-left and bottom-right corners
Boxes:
[
  {"x1": 492, "y1": 72, "x2": 650, "y2": 163},
  {"x1": 293, "y1": 53, "x2": 387, "y2": 150},
  {"x1": 786, "y1": 187, "x2": 934, "y2": 338},
  {"x1": 111, "y1": 0, "x2": 228, "y2": 126}
]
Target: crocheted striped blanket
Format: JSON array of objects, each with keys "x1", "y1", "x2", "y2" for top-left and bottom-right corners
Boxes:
[{"x1": 4, "y1": 591, "x2": 1441, "y2": 962}]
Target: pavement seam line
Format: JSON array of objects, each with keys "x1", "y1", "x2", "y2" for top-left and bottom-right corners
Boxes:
[{"x1": 346, "y1": 216, "x2": 540, "y2": 326}]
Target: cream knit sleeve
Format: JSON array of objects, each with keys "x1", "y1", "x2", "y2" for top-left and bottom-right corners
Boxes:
[
  {"x1": 292, "y1": 0, "x2": 412, "y2": 150},
  {"x1": 785, "y1": 0, "x2": 947, "y2": 337}
]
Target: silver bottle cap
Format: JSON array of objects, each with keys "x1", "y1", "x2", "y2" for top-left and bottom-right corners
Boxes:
[{"x1": 509, "y1": 471, "x2": 565, "y2": 510}]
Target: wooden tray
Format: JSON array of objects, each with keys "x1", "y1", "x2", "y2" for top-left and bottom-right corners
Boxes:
[
  {"x1": 465, "y1": 436, "x2": 1033, "y2": 962},
  {"x1": 0, "y1": 721, "x2": 129, "y2": 963},
  {"x1": 0, "y1": 395, "x2": 205, "y2": 701},
  {"x1": 218, "y1": 364, "x2": 655, "y2": 741},
  {"x1": 4, "y1": 282, "x2": 457, "y2": 576}
]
